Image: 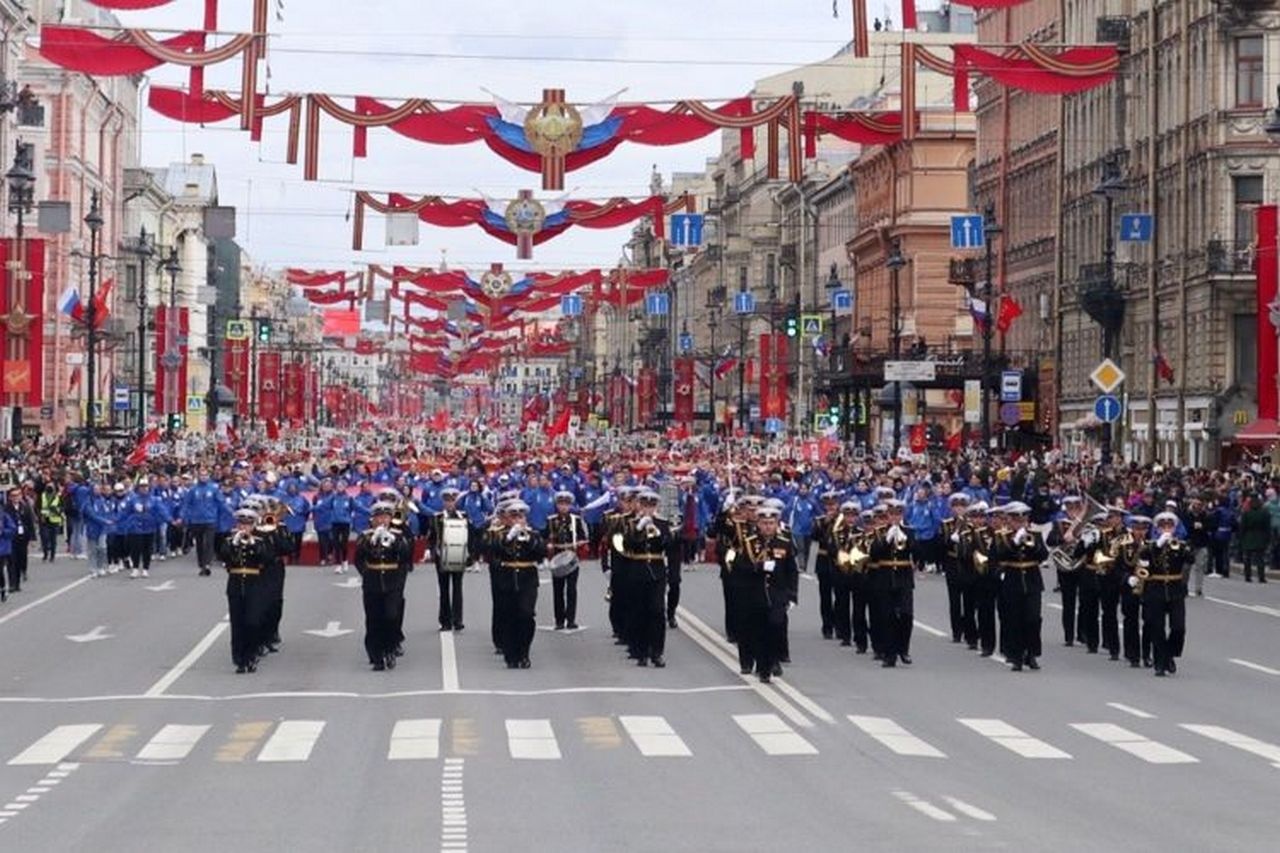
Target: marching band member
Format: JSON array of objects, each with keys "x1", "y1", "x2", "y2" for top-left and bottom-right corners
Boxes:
[
  {"x1": 941, "y1": 492, "x2": 971, "y2": 645},
  {"x1": 1142, "y1": 511, "x2": 1192, "y2": 676},
  {"x1": 868, "y1": 499, "x2": 915, "y2": 668},
  {"x1": 546, "y1": 491, "x2": 589, "y2": 631},
  {"x1": 1098, "y1": 507, "x2": 1129, "y2": 661},
  {"x1": 431, "y1": 487, "x2": 469, "y2": 632},
  {"x1": 991, "y1": 502, "x2": 1048, "y2": 672},
  {"x1": 959, "y1": 502, "x2": 994, "y2": 655},
  {"x1": 217, "y1": 507, "x2": 271, "y2": 674},
  {"x1": 488, "y1": 500, "x2": 544, "y2": 669},
  {"x1": 622, "y1": 490, "x2": 672, "y2": 667},
  {"x1": 1120, "y1": 515, "x2": 1152, "y2": 668},
  {"x1": 810, "y1": 492, "x2": 841, "y2": 639},
  {"x1": 1053, "y1": 495, "x2": 1087, "y2": 647},
  {"x1": 728, "y1": 505, "x2": 797, "y2": 683},
  {"x1": 1072, "y1": 511, "x2": 1112, "y2": 654},
  {"x1": 354, "y1": 501, "x2": 413, "y2": 672},
  {"x1": 828, "y1": 500, "x2": 867, "y2": 651}
]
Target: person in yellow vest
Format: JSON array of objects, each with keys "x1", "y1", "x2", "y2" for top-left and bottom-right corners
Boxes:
[{"x1": 38, "y1": 483, "x2": 65, "y2": 562}]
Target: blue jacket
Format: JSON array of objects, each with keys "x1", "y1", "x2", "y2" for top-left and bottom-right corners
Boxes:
[
  {"x1": 788, "y1": 494, "x2": 818, "y2": 539},
  {"x1": 459, "y1": 490, "x2": 492, "y2": 527},
  {"x1": 312, "y1": 493, "x2": 337, "y2": 532},
  {"x1": 351, "y1": 492, "x2": 375, "y2": 533},
  {"x1": 0, "y1": 511, "x2": 15, "y2": 557},
  {"x1": 82, "y1": 495, "x2": 116, "y2": 540},
  {"x1": 118, "y1": 491, "x2": 170, "y2": 535},
  {"x1": 905, "y1": 498, "x2": 941, "y2": 541},
  {"x1": 282, "y1": 493, "x2": 311, "y2": 534},
  {"x1": 180, "y1": 481, "x2": 223, "y2": 525},
  {"x1": 216, "y1": 491, "x2": 238, "y2": 534},
  {"x1": 523, "y1": 486, "x2": 556, "y2": 531}
]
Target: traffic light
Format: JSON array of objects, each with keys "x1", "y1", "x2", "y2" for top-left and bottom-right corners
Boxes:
[
  {"x1": 828, "y1": 402, "x2": 841, "y2": 419},
  {"x1": 257, "y1": 319, "x2": 273, "y2": 343},
  {"x1": 167, "y1": 412, "x2": 184, "y2": 432},
  {"x1": 784, "y1": 315, "x2": 799, "y2": 338}
]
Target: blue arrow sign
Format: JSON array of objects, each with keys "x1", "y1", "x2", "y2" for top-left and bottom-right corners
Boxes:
[
  {"x1": 734, "y1": 291, "x2": 755, "y2": 315},
  {"x1": 831, "y1": 288, "x2": 853, "y2": 313},
  {"x1": 764, "y1": 417, "x2": 784, "y2": 434},
  {"x1": 950, "y1": 214, "x2": 985, "y2": 250},
  {"x1": 1094, "y1": 394, "x2": 1122, "y2": 423},
  {"x1": 678, "y1": 331, "x2": 694, "y2": 353},
  {"x1": 669, "y1": 214, "x2": 689, "y2": 246},
  {"x1": 1118, "y1": 213, "x2": 1153, "y2": 243},
  {"x1": 686, "y1": 214, "x2": 704, "y2": 246},
  {"x1": 645, "y1": 292, "x2": 669, "y2": 316},
  {"x1": 560, "y1": 294, "x2": 583, "y2": 317}
]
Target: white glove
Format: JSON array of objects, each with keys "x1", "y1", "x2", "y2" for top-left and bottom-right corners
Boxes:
[
  {"x1": 1127, "y1": 575, "x2": 1139, "y2": 589},
  {"x1": 506, "y1": 525, "x2": 521, "y2": 541},
  {"x1": 1013, "y1": 529, "x2": 1029, "y2": 545},
  {"x1": 1082, "y1": 528, "x2": 1099, "y2": 548},
  {"x1": 763, "y1": 560, "x2": 776, "y2": 574},
  {"x1": 787, "y1": 601, "x2": 796, "y2": 612},
  {"x1": 638, "y1": 516, "x2": 653, "y2": 528},
  {"x1": 950, "y1": 532, "x2": 960, "y2": 544},
  {"x1": 1157, "y1": 532, "x2": 1172, "y2": 547}
]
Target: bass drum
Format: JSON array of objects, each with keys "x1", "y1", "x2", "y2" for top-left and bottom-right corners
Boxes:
[{"x1": 440, "y1": 517, "x2": 470, "y2": 572}]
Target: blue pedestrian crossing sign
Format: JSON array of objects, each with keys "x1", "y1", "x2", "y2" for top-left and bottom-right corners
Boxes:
[
  {"x1": 678, "y1": 330, "x2": 694, "y2": 353},
  {"x1": 950, "y1": 214, "x2": 985, "y2": 250},
  {"x1": 1094, "y1": 394, "x2": 1123, "y2": 423},
  {"x1": 1118, "y1": 213, "x2": 1153, "y2": 243},
  {"x1": 645, "y1": 292, "x2": 670, "y2": 316},
  {"x1": 734, "y1": 291, "x2": 755, "y2": 315},
  {"x1": 560, "y1": 294, "x2": 583, "y2": 317}
]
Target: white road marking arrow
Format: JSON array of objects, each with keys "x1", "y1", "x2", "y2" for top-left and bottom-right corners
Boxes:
[
  {"x1": 333, "y1": 578, "x2": 361, "y2": 589},
  {"x1": 145, "y1": 580, "x2": 176, "y2": 592},
  {"x1": 304, "y1": 621, "x2": 354, "y2": 639},
  {"x1": 66, "y1": 625, "x2": 114, "y2": 643}
]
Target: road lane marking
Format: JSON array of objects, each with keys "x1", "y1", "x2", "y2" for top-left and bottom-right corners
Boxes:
[
  {"x1": 0, "y1": 576, "x2": 92, "y2": 629},
  {"x1": 506, "y1": 719, "x2": 561, "y2": 760},
  {"x1": 215, "y1": 722, "x2": 273, "y2": 763},
  {"x1": 440, "y1": 758, "x2": 468, "y2": 852},
  {"x1": 1070, "y1": 723, "x2": 1198, "y2": 764},
  {"x1": 1229, "y1": 658, "x2": 1280, "y2": 677},
  {"x1": 891, "y1": 791, "x2": 955, "y2": 822},
  {"x1": 576, "y1": 717, "x2": 623, "y2": 751},
  {"x1": 733, "y1": 713, "x2": 817, "y2": 756},
  {"x1": 677, "y1": 605, "x2": 831, "y2": 727},
  {"x1": 144, "y1": 620, "x2": 229, "y2": 697},
  {"x1": 85, "y1": 724, "x2": 139, "y2": 760},
  {"x1": 257, "y1": 720, "x2": 325, "y2": 763},
  {"x1": 1180, "y1": 724, "x2": 1280, "y2": 765},
  {"x1": 847, "y1": 716, "x2": 946, "y2": 758},
  {"x1": 957, "y1": 718, "x2": 1071, "y2": 759},
  {"x1": 0, "y1": 763, "x2": 81, "y2": 832},
  {"x1": 912, "y1": 620, "x2": 947, "y2": 638},
  {"x1": 618, "y1": 715, "x2": 692, "y2": 757},
  {"x1": 135, "y1": 725, "x2": 210, "y2": 763},
  {"x1": 388, "y1": 719, "x2": 441, "y2": 760},
  {"x1": 1205, "y1": 596, "x2": 1280, "y2": 618},
  {"x1": 1106, "y1": 702, "x2": 1156, "y2": 719},
  {"x1": 941, "y1": 796, "x2": 998, "y2": 822},
  {"x1": 440, "y1": 630, "x2": 460, "y2": 693},
  {"x1": 9, "y1": 725, "x2": 102, "y2": 766}
]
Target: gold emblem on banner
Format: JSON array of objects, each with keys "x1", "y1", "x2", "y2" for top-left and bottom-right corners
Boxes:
[
  {"x1": 3, "y1": 304, "x2": 33, "y2": 338},
  {"x1": 524, "y1": 95, "x2": 584, "y2": 158},
  {"x1": 504, "y1": 194, "x2": 547, "y2": 239},
  {"x1": 480, "y1": 265, "x2": 514, "y2": 298}
]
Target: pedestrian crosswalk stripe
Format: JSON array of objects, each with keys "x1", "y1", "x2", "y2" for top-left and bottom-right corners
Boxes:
[
  {"x1": 892, "y1": 790, "x2": 955, "y2": 822},
  {"x1": 958, "y1": 718, "x2": 1072, "y2": 759},
  {"x1": 505, "y1": 719, "x2": 560, "y2": 760},
  {"x1": 1070, "y1": 723, "x2": 1198, "y2": 764},
  {"x1": 618, "y1": 716, "x2": 691, "y2": 757},
  {"x1": 940, "y1": 795, "x2": 997, "y2": 822},
  {"x1": 85, "y1": 724, "x2": 139, "y2": 760},
  {"x1": 257, "y1": 720, "x2": 325, "y2": 763},
  {"x1": 576, "y1": 717, "x2": 623, "y2": 751},
  {"x1": 1180, "y1": 724, "x2": 1280, "y2": 765},
  {"x1": 9, "y1": 725, "x2": 103, "y2": 766},
  {"x1": 388, "y1": 719, "x2": 440, "y2": 760},
  {"x1": 847, "y1": 716, "x2": 946, "y2": 758},
  {"x1": 215, "y1": 722, "x2": 273, "y2": 763},
  {"x1": 135, "y1": 725, "x2": 210, "y2": 763},
  {"x1": 733, "y1": 713, "x2": 817, "y2": 756}
]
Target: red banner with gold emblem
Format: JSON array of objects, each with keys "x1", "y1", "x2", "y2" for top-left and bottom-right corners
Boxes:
[
  {"x1": 673, "y1": 357, "x2": 694, "y2": 425},
  {"x1": 759, "y1": 333, "x2": 788, "y2": 420},
  {"x1": 0, "y1": 238, "x2": 45, "y2": 407},
  {"x1": 258, "y1": 351, "x2": 282, "y2": 420},
  {"x1": 223, "y1": 337, "x2": 250, "y2": 416},
  {"x1": 282, "y1": 360, "x2": 304, "y2": 420},
  {"x1": 154, "y1": 305, "x2": 189, "y2": 415},
  {"x1": 636, "y1": 368, "x2": 656, "y2": 427}
]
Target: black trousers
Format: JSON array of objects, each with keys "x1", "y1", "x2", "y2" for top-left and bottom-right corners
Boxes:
[
  {"x1": 1100, "y1": 581, "x2": 1122, "y2": 656},
  {"x1": 438, "y1": 569, "x2": 464, "y2": 628},
  {"x1": 551, "y1": 568, "x2": 577, "y2": 627},
  {"x1": 362, "y1": 576, "x2": 405, "y2": 663},
  {"x1": 127, "y1": 533, "x2": 154, "y2": 571},
  {"x1": 332, "y1": 524, "x2": 352, "y2": 565},
  {"x1": 945, "y1": 572, "x2": 971, "y2": 642},
  {"x1": 39, "y1": 522, "x2": 59, "y2": 559},
  {"x1": 815, "y1": 568, "x2": 834, "y2": 636},
  {"x1": 489, "y1": 565, "x2": 504, "y2": 652},
  {"x1": 107, "y1": 534, "x2": 126, "y2": 566},
  {"x1": 7, "y1": 542, "x2": 28, "y2": 589},
  {"x1": 726, "y1": 580, "x2": 754, "y2": 671},
  {"x1": 740, "y1": 601, "x2": 784, "y2": 675},
  {"x1": 873, "y1": 586, "x2": 913, "y2": 660},
  {"x1": 632, "y1": 573, "x2": 667, "y2": 660},
  {"x1": 1057, "y1": 570, "x2": 1080, "y2": 644},
  {"x1": 666, "y1": 562, "x2": 681, "y2": 620},
  {"x1": 1077, "y1": 581, "x2": 1101, "y2": 651},
  {"x1": 494, "y1": 569, "x2": 538, "y2": 665},
  {"x1": 721, "y1": 575, "x2": 737, "y2": 642},
  {"x1": 974, "y1": 579, "x2": 998, "y2": 654},
  {"x1": 1121, "y1": 587, "x2": 1143, "y2": 663},
  {"x1": 1000, "y1": 586, "x2": 1042, "y2": 664},
  {"x1": 227, "y1": 579, "x2": 268, "y2": 667},
  {"x1": 189, "y1": 523, "x2": 216, "y2": 570},
  {"x1": 316, "y1": 529, "x2": 334, "y2": 563},
  {"x1": 289, "y1": 532, "x2": 304, "y2": 562},
  {"x1": 1143, "y1": 595, "x2": 1186, "y2": 671},
  {"x1": 263, "y1": 565, "x2": 285, "y2": 644}
]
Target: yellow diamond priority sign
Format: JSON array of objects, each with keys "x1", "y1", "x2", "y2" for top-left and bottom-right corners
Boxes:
[{"x1": 1089, "y1": 358, "x2": 1125, "y2": 394}]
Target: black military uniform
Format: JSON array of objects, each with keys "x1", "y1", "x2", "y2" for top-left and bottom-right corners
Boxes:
[
  {"x1": 388, "y1": 492, "x2": 417, "y2": 654},
  {"x1": 1097, "y1": 512, "x2": 1129, "y2": 660},
  {"x1": 254, "y1": 498, "x2": 293, "y2": 655},
  {"x1": 622, "y1": 494, "x2": 672, "y2": 667},
  {"x1": 957, "y1": 505, "x2": 993, "y2": 653},
  {"x1": 217, "y1": 510, "x2": 272, "y2": 673},
  {"x1": 1051, "y1": 504, "x2": 1086, "y2": 647},
  {"x1": 1118, "y1": 520, "x2": 1151, "y2": 667},
  {"x1": 829, "y1": 506, "x2": 869, "y2": 651},
  {"x1": 990, "y1": 506, "x2": 1048, "y2": 672},
  {"x1": 940, "y1": 498, "x2": 972, "y2": 645},
  {"x1": 729, "y1": 511, "x2": 797, "y2": 682},
  {"x1": 354, "y1": 505, "x2": 413, "y2": 671},
  {"x1": 867, "y1": 504, "x2": 915, "y2": 667},
  {"x1": 546, "y1": 502, "x2": 589, "y2": 630},
  {"x1": 1071, "y1": 512, "x2": 1110, "y2": 654},
  {"x1": 810, "y1": 499, "x2": 839, "y2": 638},
  {"x1": 715, "y1": 501, "x2": 754, "y2": 654},
  {"x1": 488, "y1": 505, "x2": 544, "y2": 669},
  {"x1": 1140, "y1": 515, "x2": 1192, "y2": 676},
  {"x1": 601, "y1": 490, "x2": 637, "y2": 644},
  {"x1": 431, "y1": 491, "x2": 469, "y2": 631}
]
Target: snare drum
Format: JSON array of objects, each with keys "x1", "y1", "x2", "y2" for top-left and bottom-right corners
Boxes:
[{"x1": 439, "y1": 517, "x2": 469, "y2": 573}]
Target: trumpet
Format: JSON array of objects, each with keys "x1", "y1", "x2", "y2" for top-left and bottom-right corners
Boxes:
[
  {"x1": 836, "y1": 542, "x2": 869, "y2": 572},
  {"x1": 972, "y1": 550, "x2": 990, "y2": 575},
  {"x1": 1090, "y1": 548, "x2": 1116, "y2": 570}
]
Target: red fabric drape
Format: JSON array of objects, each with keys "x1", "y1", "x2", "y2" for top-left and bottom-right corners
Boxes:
[
  {"x1": 223, "y1": 338, "x2": 250, "y2": 417},
  {"x1": 286, "y1": 269, "x2": 360, "y2": 288},
  {"x1": 258, "y1": 351, "x2": 282, "y2": 421},
  {"x1": 303, "y1": 289, "x2": 358, "y2": 306},
  {"x1": 87, "y1": 0, "x2": 175, "y2": 8},
  {"x1": 0, "y1": 239, "x2": 45, "y2": 408},
  {"x1": 803, "y1": 111, "x2": 903, "y2": 157},
  {"x1": 149, "y1": 87, "x2": 302, "y2": 154},
  {"x1": 901, "y1": 0, "x2": 918, "y2": 30},
  {"x1": 673, "y1": 358, "x2": 694, "y2": 425},
  {"x1": 759, "y1": 333, "x2": 788, "y2": 421},
  {"x1": 1257, "y1": 206, "x2": 1278, "y2": 420},
  {"x1": 154, "y1": 306, "x2": 189, "y2": 416},
  {"x1": 282, "y1": 362, "x2": 305, "y2": 419},
  {"x1": 40, "y1": 27, "x2": 206, "y2": 75},
  {"x1": 952, "y1": 44, "x2": 1120, "y2": 97}
]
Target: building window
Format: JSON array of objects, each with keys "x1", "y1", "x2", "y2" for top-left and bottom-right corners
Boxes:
[
  {"x1": 1233, "y1": 175, "x2": 1264, "y2": 248},
  {"x1": 1233, "y1": 314, "x2": 1257, "y2": 391},
  {"x1": 1236, "y1": 36, "x2": 1264, "y2": 107},
  {"x1": 124, "y1": 263, "x2": 138, "y2": 303}
]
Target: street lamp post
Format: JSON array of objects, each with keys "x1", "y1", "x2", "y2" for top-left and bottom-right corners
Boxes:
[
  {"x1": 707, "y1": 306, "x2": 719, "y2": 434},
  {"x1": 824, "y1": 262, "x2": 841, "y2": 429},
  {"x1": 161, "y1": 246, "x2": 181, "y2": 439},
  {"x1": 126, "y1": 227, "x2": 154, "y2": 435},
  {"x1": 84, "y1": 191, "x2": 104, "y2": 447},
  {"x1": 886, "y1": 241, "x2": 906, "y2": 455},
  {"x1": 5, "y1": 141, "x2": 34, "y2": 441},
  {"x1": 981, "y1": 202, "x2": 1002, "y2": 451},
  {"x1": 1092, "y1": 155, "x2": 1125, "y2": 466}
]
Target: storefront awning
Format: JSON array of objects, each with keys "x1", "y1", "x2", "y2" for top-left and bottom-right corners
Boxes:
[{"x1": 1231, "y1": 417, "x2": 1280, "y2": 445}]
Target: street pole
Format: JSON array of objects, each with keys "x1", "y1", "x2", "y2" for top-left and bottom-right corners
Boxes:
[
  {"x1": 708, "y1": 308, "x2": 718, "y2": 435},
  {"x1": 1099, "y1": 189, "x2": 1116, "y2": 467},
  {"x1": 6, "y1": 142, "x2": 34, "y2": 441},
  {"x1": 887, "y1": 240, "x2": 906, "y2": 456},
  {"x1": 981, "y1": 202, "x2": 999, "y2": 452},
  {"x1": 128, "y1": 227, "x2": 153, "y2": 435},
  {"x1": 84, "y1": 191, "x2": 103, "y2": 447},
  {"x1": 161, "y1": 246, "x2": 181, "y2": 439}
]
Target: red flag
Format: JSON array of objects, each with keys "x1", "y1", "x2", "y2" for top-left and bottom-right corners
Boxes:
[
  {"x1": 68, "y1": 365, "x2": 81, "y2": 390},
  {"x1": 1153, "y1": 351, "x2": 1175, "y2": 385},
  {"x1": 91, "y1": 278, "x2": 114, "y2": 329},
  {"x1": 945, "y1": 431, "x2": 963, "y2": 453},
  {"x1": 430, "y1": 408, "x2": 450, "y2": 431},
  {"x1": 266, "y1": 418, "x2": 280, "y2": 440},
  {"x1": 125, "y1": 427, "x2": 162, "y2": 466},
  {"x1": 545, "y1": 407, "x2": 571, "y2": 438},
  {"x1": 996, "y1": 294, "x2": 1023, "y2": 334},
  {"x1": 909, "y1": 423, "x2": 927, "y2": 454}
]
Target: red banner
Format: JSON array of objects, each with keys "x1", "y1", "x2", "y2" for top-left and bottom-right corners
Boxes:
[
  {"x1": 282, "y1": 361, "x2": 305, "y2": 419},
  {"x1": 258, "y1": 351, "x2": 282, "y2": 421},
  {"x1": 307, "y1": 363, "x2": 319, "y2": 421},
  {"x1": 0, "y1": 238, "x2": 46, "y2": 407},
  {"x1": 223, "y1": 337, "x2": 250, "y2": 417},
  {"x1": 323, "y1": 308, "x2": 360, "y2": 336},
  {"x1": 759, "y1": 333, "x2": 788, "y2": 420},
  {"x1": 673, "y1": 358, "x2": 694, "y2": 425},
  {"x1": 1259, "y1": 205, "x2": 1278, "y2": 421},
  {"x1": 154, "y1": 305, "x2": 189, "y2": 415},
  {"x1": 608, "y1": 374, "x2": 628, "y2": 428},
  {"x1": 636, "y1": 368, "x2": 656, "y2": 427}
]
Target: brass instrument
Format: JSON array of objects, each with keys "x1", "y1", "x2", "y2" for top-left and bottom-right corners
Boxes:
[
  {"x1": 835, "y1": 542, "x2": 869, "y2": 573},
  {"x1": 1090, "y1": 548, "x2": 1115, "y2": 570},
  {"x1": 1133, "y1": 563, "x2": 1151, "y2": 596},
  {"x1": 972, "y1": 550, "x2": 990, "y2": 574},
  {"x1": 509, "y1": 523, "x2": 531, "y2": 543}
]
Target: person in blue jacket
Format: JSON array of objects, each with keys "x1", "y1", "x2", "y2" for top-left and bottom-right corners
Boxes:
[
  {"x1": 82, "y1": 481, "x2": 117, "y2": 579},
  {"x1": 329, "y1": 482, "x2": 355, "y2": 572},
  {"x1": 214, "y1": 481, "x2": 239, "y2": 552},
  {"x1": 351, "y1": 481, "x2": 375, "y2": 536},
  {"x1": 180, "y1": 469, "x2": 224, "y2": 577},
  {"x1": 905, "y1": 484, "x2": 942, "y2": 572},
  {"x1": 0, "y1": 503, "x2": 15, "y2": 600},
  {"x1": 458, "y1": 480, "x2": 493, "y2": 565},
  {"x1": 312, "y1": 480, "x2": 337, "y2": 570},
  {"x1": 281, "y1": 482, "x2": 312, "y2": 563},
  {"x1": 118, "y1": 478, "x2": 170, "y2": 579},
  {"x1": 522, "y1": 474, "x2": 556, "y2": 533},
  {"x1": 788, "y1": 482, "x2": 819, "y2": 566}
]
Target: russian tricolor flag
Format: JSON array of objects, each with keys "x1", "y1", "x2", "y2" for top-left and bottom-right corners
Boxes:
[{"x1": 58, "y1": 286, "x2": 84, "y2": 323}]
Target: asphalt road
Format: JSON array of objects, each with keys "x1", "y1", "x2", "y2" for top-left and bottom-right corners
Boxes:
[{"x1": 0, "y1": 548, "x2": 1277, "y2": 852}]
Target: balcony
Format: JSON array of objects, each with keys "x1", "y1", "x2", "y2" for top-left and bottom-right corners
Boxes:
[
  {"x1": 1077, "y1": 262, "x2": 1125, "y2": 332},
  {"x1": 948, "y1": 257, "x2": 981, "y2": 287},
  {"x1": 1206, "y1": 239, "x2": 1254, "y2": 274}
]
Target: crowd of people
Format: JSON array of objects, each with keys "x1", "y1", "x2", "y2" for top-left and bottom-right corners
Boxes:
[{"x1": 0, "y1": 432, "x2": 1275, "y2": 677}]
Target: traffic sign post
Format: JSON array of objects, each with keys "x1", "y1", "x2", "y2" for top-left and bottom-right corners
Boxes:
[
  {"x1": 560, "y1": 294, "x2": 583, "y2": 317},
  {"x1": 1094, "y1": 394, "x2": 1122, "y2": 423},
  {"x1": 1000, "y1": 370, "x2": 1022, "y2": 403},
  {"x1": 112, "y1": 386, "x2": 130, "y2": 412},
  {"x1": 1089, "y1": 358, "x2": 1126, "y2": 394},
  {"x1": 645, "y1": 292, "x2": 670, "y2": 316},
  {"x1": 831, "y1": 288, "x2": 853, "y2": 315},
  {"x1": 225, "y1": 319, "x2": 250, "y2": 341},
  {"x1": 733, "y1": 291, "x2": 755, "y2": 315},
  {"x1": 950, "y1": 214, "x2": 985, "y2": 250},
  {"x1": 801, "y1": 315, "x2": 823, "y2": 338},
  {"x1": 999, "y1": 402, "x2": 1021, "y2": 427},
  {"x1": 1118, "y1": 213, "x2": 1153, "y2": 243}
]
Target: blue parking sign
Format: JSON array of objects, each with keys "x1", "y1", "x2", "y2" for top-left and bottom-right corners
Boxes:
[{"x1": 1118, "y1": 213, "x2": 1153, "y2": 243}]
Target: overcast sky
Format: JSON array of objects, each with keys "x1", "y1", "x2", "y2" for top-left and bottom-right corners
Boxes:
[{"x1": 114, "y1": 0, "x2": 913, "y2": 277}]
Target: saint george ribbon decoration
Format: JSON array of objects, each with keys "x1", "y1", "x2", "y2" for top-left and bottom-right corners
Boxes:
[{"x1": 523, "y1": 89, "x2": 583, "y2": 191}]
